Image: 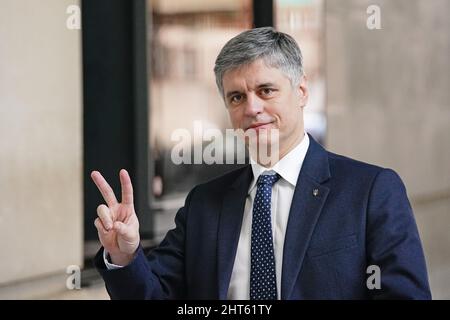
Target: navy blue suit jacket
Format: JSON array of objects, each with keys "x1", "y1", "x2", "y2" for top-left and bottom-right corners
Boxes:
[{"x1": 95, "y1": 134, "x2": 431, "y2": 299}]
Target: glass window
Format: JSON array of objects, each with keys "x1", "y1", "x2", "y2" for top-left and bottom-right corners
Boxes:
[
  {"x1": 147, "y1": 0, "x2": 252, "y2": 235},
  {"x1": 275, "y1": 0, "x2": 327, "y2": 144}
]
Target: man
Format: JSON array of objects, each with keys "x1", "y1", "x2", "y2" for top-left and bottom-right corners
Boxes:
[{"x1": 92, "y1": 27, "x2": 431, "y2": 299}]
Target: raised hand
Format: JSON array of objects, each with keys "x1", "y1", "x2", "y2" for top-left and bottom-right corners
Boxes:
[{"x1": 91, "y1": 169, "x2": 140, "y2": 266}]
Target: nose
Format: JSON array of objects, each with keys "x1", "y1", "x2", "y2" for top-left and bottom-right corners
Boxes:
[{"x1": 244, "y1": 93, "x2": 264, "y2": 117}]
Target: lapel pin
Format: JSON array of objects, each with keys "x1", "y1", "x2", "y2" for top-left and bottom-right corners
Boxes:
[{"x1": 313, "y1": 189, "x2": 319, "y2": 197}]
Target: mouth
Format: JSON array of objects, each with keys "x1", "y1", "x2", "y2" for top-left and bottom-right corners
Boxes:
[{"x1": 245, "y1": 122, "x2": 274, "y2": 132}]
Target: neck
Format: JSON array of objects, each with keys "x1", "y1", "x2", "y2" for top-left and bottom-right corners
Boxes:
[
  {"x1": 253, "y1": 131, "x2": 305, "y2": 168},
  {"x1": 279, "y1": 132, "x2": 305, "y2": 162}
]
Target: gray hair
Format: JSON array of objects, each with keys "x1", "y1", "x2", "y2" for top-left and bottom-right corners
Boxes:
[{"x1": 214, "y1": 27, "x2": 304, "y2": 98}]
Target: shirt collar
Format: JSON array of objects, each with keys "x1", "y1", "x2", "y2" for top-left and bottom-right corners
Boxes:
[{"x1": 249, "y1": 132, "x2": 310, "y2": 193}]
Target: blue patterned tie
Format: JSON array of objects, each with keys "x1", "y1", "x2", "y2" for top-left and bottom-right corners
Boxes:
[{"x1": 250, "y1": 173, "x2": 280, "y2": 300}]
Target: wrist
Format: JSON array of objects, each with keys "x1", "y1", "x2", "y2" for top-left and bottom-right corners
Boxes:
[{"x1": 109, "y1": 249, "x2": 136, "y2": 266}]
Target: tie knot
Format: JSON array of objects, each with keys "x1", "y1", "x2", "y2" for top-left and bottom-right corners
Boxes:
[{"x1": 257, "y1": 173, "x2": 280, "y2": 187}]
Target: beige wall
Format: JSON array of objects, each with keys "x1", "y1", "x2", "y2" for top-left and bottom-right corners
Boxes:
[
  {"x1": 325, "y1": 0, "x2": 450, "y2": 298},
  {"x1": 0, "y1": 0, "x2": 83, "y2": 288}
]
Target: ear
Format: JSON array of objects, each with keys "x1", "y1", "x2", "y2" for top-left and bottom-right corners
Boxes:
[{"x1": 298, "y1": 74, "x2": 308, "y2": 108}]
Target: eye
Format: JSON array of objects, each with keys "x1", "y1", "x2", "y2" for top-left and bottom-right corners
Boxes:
[
  {"x1": 230, "y1": 94, "x2": 243, "y2": 105},
  {"x1": 260, "y1": 88, "x2": 274, "y2": 97}
]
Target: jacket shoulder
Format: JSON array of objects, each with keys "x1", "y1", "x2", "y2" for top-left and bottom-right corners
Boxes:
[
  {"x1": 327, "y1": 151, "x2": 384, "y2": 176},
  {"x1": 326, "y1": 150, "x2": 406, "y2": 189}
]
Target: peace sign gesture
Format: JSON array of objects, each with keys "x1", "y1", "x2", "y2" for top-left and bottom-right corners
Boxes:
[{"x1": 91, "y1": 169, "x2": 140, "y2": 266}]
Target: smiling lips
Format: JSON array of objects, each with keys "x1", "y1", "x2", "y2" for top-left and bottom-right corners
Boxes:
[{"x1": 246, "y1": 121, "x2": 275, "y2": 131}]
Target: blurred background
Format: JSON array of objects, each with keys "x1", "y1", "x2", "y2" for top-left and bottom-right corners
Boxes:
[{"x1": 0, "y1": 0, "x2": 449, "y2": 299}]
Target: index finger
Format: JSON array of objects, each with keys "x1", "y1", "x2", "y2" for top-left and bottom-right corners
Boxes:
[
  {"x1": 119, "y1": 169, "x2": 134, "y2": 205},
  {"x1": 91, "y1": 171, "x2": 118, "y2": 207}
]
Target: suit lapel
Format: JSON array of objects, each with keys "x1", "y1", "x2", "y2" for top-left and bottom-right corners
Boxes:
[
  {"x1": 217, "y1": 166, "x2": 253, "y2": 299},
  {"x1": 281, "y1": 135, "x2": 331, "y2": 299}
]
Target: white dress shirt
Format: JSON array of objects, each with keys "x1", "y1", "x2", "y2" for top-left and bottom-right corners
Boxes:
[
  {"x1": 103, "y1": 249, "x2": 122, "y2": 270},
  {"x1": 227, "y1": 133, "x2": 310, "y2": 299},
  {"x1": 105, "y1": 133, "x2": 310, "y2": 300}
]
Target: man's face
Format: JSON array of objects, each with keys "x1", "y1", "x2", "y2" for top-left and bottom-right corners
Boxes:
[{"x1": 222, "y1": 58, "x2": 308, "y2": 162}]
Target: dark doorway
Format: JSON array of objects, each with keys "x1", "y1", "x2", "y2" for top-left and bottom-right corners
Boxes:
[{"x1": 82, "y1": 0, "x2": 152, "y2": 246}]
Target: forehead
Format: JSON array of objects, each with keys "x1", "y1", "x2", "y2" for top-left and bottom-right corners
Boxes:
[{"x1": 222, "y1": 59, "x2": 289, "y2": 92}]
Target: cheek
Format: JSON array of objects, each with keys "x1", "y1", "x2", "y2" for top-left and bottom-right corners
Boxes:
[
  {"x1": 228, "y1": 110, "x2": 242, "y2": 128},
  {"x1": 267, "y1": 104, "x2": 284, "y2": 125},
  {"x1": 273, "y1": 103, "x2": 297, "y2": 130}
]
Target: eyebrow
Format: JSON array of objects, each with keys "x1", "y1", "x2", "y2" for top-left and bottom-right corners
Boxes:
[
  {"x1": 257, "y1": 82, "x2": 277, "y2": 88},
  {"x1": 225, "y1": 83, "x2": 277, "y2": 98}
]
